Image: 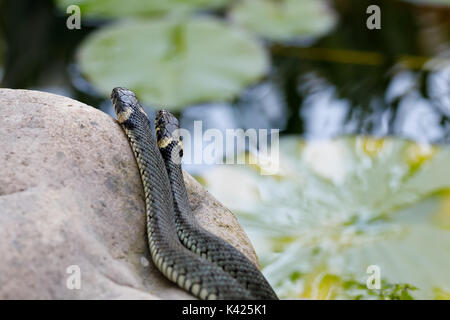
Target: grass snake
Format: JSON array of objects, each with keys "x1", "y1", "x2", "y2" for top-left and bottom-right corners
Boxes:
[{"x1": 111, "y1": 87, "x2": 278, "y2": 300}]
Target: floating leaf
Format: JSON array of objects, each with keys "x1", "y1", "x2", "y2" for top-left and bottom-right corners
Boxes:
[
  {"x1": 434, "y1": 287, "x2": 450, "y2": 299},
  {"x1": 77, "y1": 17, "x2": 268, "y2": 110},
  {"x1": 55, "y1": 0, "x2": 229, "y2": 18},
  {"x1": 229, "y1": 0, "x2": 337, "y2": 42},
  {"x1": 201, "y1": 136, "x2": 450, "y2": 299}
]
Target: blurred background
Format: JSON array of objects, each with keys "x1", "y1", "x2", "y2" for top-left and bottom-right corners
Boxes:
[{"x1": 1, "y1": 0, "x2": 450, "y2": 299}]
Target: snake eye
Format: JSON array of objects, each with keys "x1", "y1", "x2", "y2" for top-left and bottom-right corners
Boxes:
[{"x1": 179, "y1": 149, "x2": 183, "y2": 158}]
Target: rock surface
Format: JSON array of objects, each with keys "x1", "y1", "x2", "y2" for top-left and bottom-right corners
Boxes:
[{"x1": 0, "y1": 88, "x2": 259, "y2": 299}]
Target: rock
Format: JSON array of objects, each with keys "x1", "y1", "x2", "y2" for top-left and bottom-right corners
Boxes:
[{"x1": 0, "y1": 88, "x2": 259, "y2": 299}]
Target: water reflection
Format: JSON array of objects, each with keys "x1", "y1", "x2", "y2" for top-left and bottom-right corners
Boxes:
[
  {"x1": 395, "y1": 90, "x2": 445, "y2": 142},
  {"x1": 429, "y1": 63, "x2": 450, "y2": 117},
  {"x1": 301, "y1": 83, "x2": 351, "y2": 139},
  {"x1": 181, "y1": 103, "x2": 237, "y2": 174}
]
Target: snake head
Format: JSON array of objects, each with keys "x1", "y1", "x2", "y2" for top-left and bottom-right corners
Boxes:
[
  {"x1": 155, "y1": 109, "x2": 183, "y2": 159},
  {"x1": 111, "y1": 87, "x2": 141, "y2": 123},
  {"x1": 155, "y1": 110, "x2": 181, "y2": 142}
]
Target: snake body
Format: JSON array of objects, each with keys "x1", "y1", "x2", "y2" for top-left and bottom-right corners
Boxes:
[{"x1": 111, "y1": 87, "x2": 278, "y2": 300}]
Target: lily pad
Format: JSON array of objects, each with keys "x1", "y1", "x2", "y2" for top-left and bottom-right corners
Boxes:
[
  {"x1": 201, "y1": 136, "x2": 450, "y2": 299},
  {"x1": 229, "y1": 0, "x2": 338, "y2": 42},
  {"x1": 77, "y1": 17, "x2": 268, "y2": 110},
  {"x1": 55, "y1": 0, "x2": 229, "y2": 18}
]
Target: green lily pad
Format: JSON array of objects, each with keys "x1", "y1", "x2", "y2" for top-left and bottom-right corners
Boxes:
[
  {"x1": 229, "y1": 0, "x2": 338, "y2": 42},
  {"x1": 55, "y1": 0, "x2": 230, "y2": 18},
  {"x1": 77, "y1": 17, "x2": 268, "y2": 110},
  {"x1": 201, "y1": 136, "x2": 450, "y2": 299}
]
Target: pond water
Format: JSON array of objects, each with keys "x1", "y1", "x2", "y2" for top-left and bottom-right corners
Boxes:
[{"x1": 1, "y1": 0, "x2": 449, "y2": 143}]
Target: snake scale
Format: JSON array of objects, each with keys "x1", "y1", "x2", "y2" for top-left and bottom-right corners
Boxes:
[{"x1": 111, "y1": 87, "x2": 278, "y2": 300}]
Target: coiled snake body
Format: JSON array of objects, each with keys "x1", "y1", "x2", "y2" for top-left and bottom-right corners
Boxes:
[{"x1": 111, "y1": 87, "x2": 278, "y2": 300}]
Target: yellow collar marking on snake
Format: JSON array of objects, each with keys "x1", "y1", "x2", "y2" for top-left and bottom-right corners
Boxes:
[
  {"x1": 138, "y1": 105, "x2": 148, "y2": 117},
  {"x1": 117, "y1": 106, "x2": 133, "y2": 123},
  {"x1": 157, "y1": 136, "x2": 173, "y2": 149}
]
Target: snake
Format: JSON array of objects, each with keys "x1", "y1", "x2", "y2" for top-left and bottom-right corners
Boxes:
[{"x1": 111, "y1": 87, "x2": 278, "y2": 300}]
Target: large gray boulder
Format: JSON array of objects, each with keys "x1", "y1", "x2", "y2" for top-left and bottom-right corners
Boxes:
[{"x1": 0, "y1": 88, "x2": 258, "y2": 299}]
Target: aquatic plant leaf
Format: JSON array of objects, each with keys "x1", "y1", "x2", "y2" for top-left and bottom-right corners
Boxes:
[
  {"x1": 201, "y1": 136, "x2": 450, "y2": 299},
  {"x1": 77, "y1": 17, "x2": 268, "y2": 110},
  {"x1": 55, "y1": 0, "x2": 230, "y2": 18},
  {"x1": 230, "y1": 0, "x2": 337, "y2": 42}
]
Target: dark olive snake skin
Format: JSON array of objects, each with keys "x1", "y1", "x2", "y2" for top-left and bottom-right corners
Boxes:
[{"x1": 111, "y1": 87, "x2": 278, "y2": 300}]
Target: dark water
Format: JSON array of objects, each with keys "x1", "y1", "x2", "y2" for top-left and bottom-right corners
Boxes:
[{"x1": 0, "y1": 0, "x2": 449, "y2": 143}]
